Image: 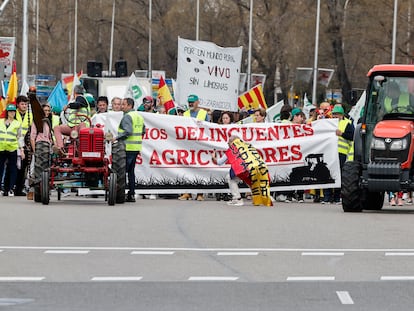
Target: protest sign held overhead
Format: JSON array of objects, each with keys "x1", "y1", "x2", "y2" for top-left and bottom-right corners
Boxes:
[{"x1": 176, "y1": 38, "x2": 242, "y2": 112}]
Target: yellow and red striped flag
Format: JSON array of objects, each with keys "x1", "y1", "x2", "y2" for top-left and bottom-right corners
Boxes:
[
  {"x1": 157, "y1": 76, "x2": 175, "y2": 113},
  {"x1": 237, "y1": 84, "x2": 267, "y2": 110}
]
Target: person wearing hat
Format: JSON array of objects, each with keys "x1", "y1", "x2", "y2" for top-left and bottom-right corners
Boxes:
[
  {"x1": 322, "y1": 104, "x2": 355, "y2": 204},
  {"x1": 138, "y1": 96, "x2": 156, "y2": 113},
  {"x1": 183, "y1": 94, "x2": 209, "y2": 121},
  {"x1": 53, "y1": 95, "x2": 90, "y2": 155},
  {"x1": 179, "y1": 94, "x2": 209, "y2": 201},
  {"x1": 0, "y1": 104, "x2": 23, "y2": 196}
]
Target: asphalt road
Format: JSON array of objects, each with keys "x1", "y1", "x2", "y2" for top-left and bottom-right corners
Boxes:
[{"x1": 1, "y1": 194, "x2": 414, "y2": 310}]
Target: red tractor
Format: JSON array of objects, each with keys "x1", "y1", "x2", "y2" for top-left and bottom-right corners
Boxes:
[
  {"x1": 342, "y1": 65, "x2": 414, "y2": 212},
  {"x1": 30, "y1": 95, "x2": 126, "y2": 205}
]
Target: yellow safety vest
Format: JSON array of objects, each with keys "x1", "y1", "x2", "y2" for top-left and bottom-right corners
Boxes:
[
  {"x1": 16, "y1": 111, "x2": 33, "y2": 136},
  {"x1": 119, "y1": 111, "x2": 144, "y2": 152},
  {"x1": 338, "y1": 118, "x2": 352, "y2": 156},
  {"x1": 0, "y1": 119, "x2": 21, "y2": 152},
  {"x1": 184, "y1": 109, "x2": 208, "y2": 121},
  {"x1": 52, "y1": 115, "x2": 60, "y2": 128},
  {"x1": 384, "y1": 93, "x2": 410, "y2": 113}
]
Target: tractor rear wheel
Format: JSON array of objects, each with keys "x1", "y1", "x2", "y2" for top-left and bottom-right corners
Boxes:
[
  {"x1": 108, "y1": 173, "x2": 117, "y2": 206},
  {"x1": 40, "y1": 170, "x2": 50, "y2": 205},
  {"x1": 341, "y1": 161, "x2": 363, "y2": 212},
  {"x1": 34, "y1": 141, "x2": 50, "y2": 202},
  {"x1": 111, "y1": 141, "x2": 126, "y2": 204}
]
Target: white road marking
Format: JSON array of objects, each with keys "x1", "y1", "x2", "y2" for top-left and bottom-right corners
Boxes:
[
  {"x1": 301, "y1": 252, "x2": 344, "y2": 256},
  {"x1": 130, "y1": 251, "x2": 174, "y2": 255},
  {"x1": 217, "y1": 252, "x2": 258, "y2": 256},
  {"x1": 91, "y1": 277, "x2": 143, "y2": 281},
  {"x1": 44, "y1": 250, "x2": 89, "y2": 254},
  {"x1": 0, "y1": 277, "x2": 44, "y2": 281},
  {"x1": 385, "y1": 252, "x2": 414, "y2": 256},
  {"x1": 336, "y1": 291, "x2": 354, "y2": 305},
  {"x1": 287, "y1": 276, "x2": 335, "y2": 281},
  {"x1": 0, "y1": 298, "x2": 34, "y2": 306},
  {"x1": 188, "y1": 276, "x2": 239, "y2": 281},
  {"x1": 381, "y1": 276, "x2": 414, "y2": 281}
]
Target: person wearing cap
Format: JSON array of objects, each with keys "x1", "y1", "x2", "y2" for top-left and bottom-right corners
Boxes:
[
  {"x1": 138, "y1": 96, "x2": 156, "y2": 113},
  {"x1": 322, "y1": 104, "x2": 354, "y2": 204},
  {"x1": 53, "y1": 95, "x2": 90, "y2": 155},
  {"x1": 183, "y1": 94, "x2": 209, "y2": 121},
  {"x1": 0, "y1": 104, "x2": 23, "y2": 196}
]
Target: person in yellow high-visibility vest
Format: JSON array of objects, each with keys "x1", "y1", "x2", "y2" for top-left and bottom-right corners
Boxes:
[
  {"x1": 0, "y1": 104, "x2": 23, "y2": 196},
  {"x1": 322, "y1": 105, "x2": 355, "y2": 204},
  {"x1": 115, "y1": 98, "x2": 145, "y2": 203}
]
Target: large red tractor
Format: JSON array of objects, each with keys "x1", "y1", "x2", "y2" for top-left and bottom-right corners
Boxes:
[
  {"x1": 30, "y1": 95, "x2": 125, "y2": 205},
  {"x1": 342, "y1": 65, "x2": 414, "y2": 212}
]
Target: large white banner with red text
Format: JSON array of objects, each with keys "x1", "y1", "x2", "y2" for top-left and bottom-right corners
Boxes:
[{"x1": 133, "y1": 113, "x2": 340, "y2": 194}]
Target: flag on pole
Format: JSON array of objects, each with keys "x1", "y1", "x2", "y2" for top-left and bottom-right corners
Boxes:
[
  {"x1": 125, "y1": 72, "x2": 148, "y2": 110},
  {"x1": 48, "y1": 81, "x2": 68, "y2": 114},
  {"x1": 63, "y1": 71, "x2": 82, "y2": 99},
  {"x1": 302, "y1": 93, "x2": 316, "y2": 119},
  {"x1": 237, "y1": 84, "x2": 267, "y2": 110},
  {"x1": 6, "y1": 61, "x2": 17, "y2": 104},
  {"x1": 157, "y1": 76, "x2": 176, "y2": 113}
]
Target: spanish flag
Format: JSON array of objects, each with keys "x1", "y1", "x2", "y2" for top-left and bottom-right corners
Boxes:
[
  {"x1": 157, "y1": 76, "x2": 176, "y2": 113},
  {"x1": 225, "y1": 137, "x2": 273, "y2": 206},
  {"x1": 237, "y1": 84, "x2": 267, "y2": 110}
]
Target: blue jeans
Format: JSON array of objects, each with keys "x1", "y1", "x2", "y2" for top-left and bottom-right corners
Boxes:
[
  {"x1": 0, "y1": 150, "x2": 18, "y2": 192},
  {"x1": 126, "y1": 151, "x2": 139, "y2": 197}
]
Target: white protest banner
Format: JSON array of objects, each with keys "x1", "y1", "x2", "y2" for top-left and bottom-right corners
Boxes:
[
  {"x1": 176, "y1": 37, "x2": 242, "y2": 112},
  {"x1": 133, "y1": 113, "x2": 340, "y2": 194},
  {"x1": 0, "y1": 37, "x2": 15, "y2": 77}
]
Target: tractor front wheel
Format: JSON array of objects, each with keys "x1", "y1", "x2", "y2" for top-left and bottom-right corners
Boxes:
[{"x1": 341, "y1": 161, "x2": 363, "y2": 212}]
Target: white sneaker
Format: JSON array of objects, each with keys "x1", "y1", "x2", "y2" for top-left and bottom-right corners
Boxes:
[
  {"x1": 8, "y1": 190, "x2": 14, "y2": 197},
  {"x1": 149, "y1": 194, "x2": 157, "y2": 200},
  {"x1": 227, "y1": 198, "x2": 244, "y2": 206}
]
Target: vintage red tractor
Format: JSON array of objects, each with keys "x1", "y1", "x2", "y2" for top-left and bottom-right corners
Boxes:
[{"x1": 30, "y1": 95, "x2": 126, "y2": 205}]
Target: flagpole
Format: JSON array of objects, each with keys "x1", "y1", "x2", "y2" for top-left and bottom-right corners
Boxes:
[
  {"x1": 247, "y1": 0, "x2": 253, "y2": 90},
  {"x1": 196, "y1": 0, "x2": 199, "y2": 40},
  {"x1": 311, "y1": 0, "x2": 321, "y2": 106},
  {"x1": 148, "y1": 0, "x2": 152, "y2": 78},
  {"x1": 391, "y1": 0, "x2": 398, "y2": 64},
  {"x1": 109, "y1": 0, "x2": 115, "y2": 75},
  {"x1": 74, "y1": 0, "x2": 78, "y2": 74},
  {"x1": 22, "y1": 0, "x2": 28, "y2": 83}
]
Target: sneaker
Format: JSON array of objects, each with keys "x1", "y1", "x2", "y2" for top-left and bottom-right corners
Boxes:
[
  {"x1": 298, "y1": 199, "x2": 304, "y2": 203},
  {"x1": 8, "y1": 190, "x2": 14, "y2": 197},
  {"x1": 196, "y1": 194, "x2": 204, "y2": 201},
  {"x1": 227, "y1": 198, "x2": 244, "y2": 206},
  {"x1": 406, "y1": 199, "x2": 413, "y2": 205},
  {"x1": 126, "y1": 196, "x2": 136, "y2": 203},
  {"x1": 149, "y1": 194, "x2": 157, "y2": 200},
  {"x1": 178, "y1": 193, "x2": 192, "y2": 200}
]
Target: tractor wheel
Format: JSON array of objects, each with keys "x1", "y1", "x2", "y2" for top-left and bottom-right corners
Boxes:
[
  {"x1": 111, "y1": 141, "x2": 126, "y2": 204},
  {"x1": 341, "y1": 161, "x2": 363, "y2": 212},
  {"x1": 108, "y1": 173, "x2": 117, "y2": 206},
  {"x1": 40, "y1": 170, "x2": 50, "y2": 205},
  {"x1": 34, "y1": 141, "x2": 50, "y2": 203},
  {"x1": 364, "y1": 191, "x2": 385, "y2": 210}
]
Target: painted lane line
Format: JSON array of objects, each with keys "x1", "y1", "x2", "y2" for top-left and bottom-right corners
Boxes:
[
  {"x1": 44, "y1": 250, "x2": 90, "y2": 254},
  {"x1": 188, "y1": 276, "x2": 239, "y2": 281},
  {"x1": 336, "y1": 291, "x2": 354, "y2": 305},
  {"x1": 0, "y1": 250, "x2": 3, "y2": 253},
  {"x1": 301, "y1": 252, "x2": 344, "y2": 256},
  {"x1": 385, "y1": 252, "x2": 414, "y2": 256},
  {"x1": 381, "y1": 276, "x2": 414, "y2": 281},
  {"x1": 287, "y1": 276, "x2": 335, "y2": 281},
  {"x1": 217, "y1": 252, "x2": 258, "y2": 256},
  {"x1": 0, "y1": 277, "x2": 45, "y2": 281},
  {"x1": 0, "y1": 298, "x2": 34, "y2": 306},
  {"x1": 91, "y1": 277, "x2": 143, "y2": 281},
  {"x1": 130, "y1": 251, "x2": 174, "y2": 255}
]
